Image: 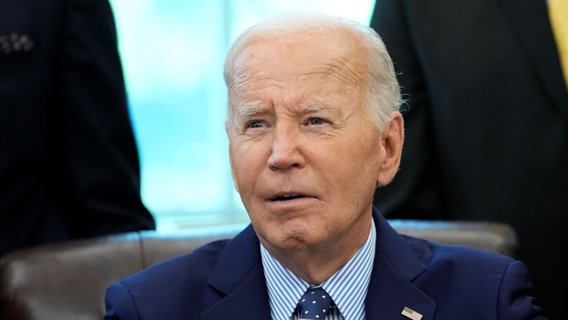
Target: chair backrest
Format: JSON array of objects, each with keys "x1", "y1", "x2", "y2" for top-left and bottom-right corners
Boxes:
[{"x1": 0, "y1": 220, "x2": 518, "y2": 320}]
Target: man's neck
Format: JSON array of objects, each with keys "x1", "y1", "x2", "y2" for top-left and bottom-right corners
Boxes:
[{"x1": 261, "y1": 215, "x2": 373, "y2": 284}]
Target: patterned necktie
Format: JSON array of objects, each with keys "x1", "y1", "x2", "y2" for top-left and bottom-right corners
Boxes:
[
  {"x1": 297, "y1": 287, "x2": 334, "y2": 319},
  {"x1": 549, "y1": 0, "x2": 568, "y2": 88}
]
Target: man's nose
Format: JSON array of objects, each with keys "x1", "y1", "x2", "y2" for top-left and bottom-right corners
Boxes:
[{"x1": 267, "y1": 124, "x2": 305, "y2": 170}]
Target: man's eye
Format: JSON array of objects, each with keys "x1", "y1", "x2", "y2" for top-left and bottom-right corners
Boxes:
[
  {"x1": 308, "y1": 118, "x2": 326, "y2": 125},
  {"x1": 247, "y1": 121, "x2": 265, "y2": 129}
]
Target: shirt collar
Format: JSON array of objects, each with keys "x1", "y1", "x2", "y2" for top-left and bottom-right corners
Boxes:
[{"x1": 261, "y1": 218, "x2": 376, "y2": 320}]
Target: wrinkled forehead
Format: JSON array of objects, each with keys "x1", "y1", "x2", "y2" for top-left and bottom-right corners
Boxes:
[{"x1": 230, "y1": 28, "x2": 365, "y2": 90}]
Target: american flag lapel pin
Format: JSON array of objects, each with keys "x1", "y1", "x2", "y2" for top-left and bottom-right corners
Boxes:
[{"x1": 401, "y1": 306, "x2": 423, "y2": 320}]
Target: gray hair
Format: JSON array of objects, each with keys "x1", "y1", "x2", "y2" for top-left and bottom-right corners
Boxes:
[{"x1": 224, "y1": 12, "x2": 401, "y2": 131}]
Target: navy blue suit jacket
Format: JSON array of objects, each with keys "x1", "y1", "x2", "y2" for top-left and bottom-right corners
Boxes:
[{"x1": 104, "y1": 211, "x2": 547, "y2": 319}]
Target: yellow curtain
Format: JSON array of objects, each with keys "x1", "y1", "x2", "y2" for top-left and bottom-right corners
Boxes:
[{"x1": 549, "y1": 0, "x2": 568, "y2": 88}]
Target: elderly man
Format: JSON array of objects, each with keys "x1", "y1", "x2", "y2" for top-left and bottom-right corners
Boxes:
[{"x1": 104, "y1": 13, "x2": 547, "y2": 320}]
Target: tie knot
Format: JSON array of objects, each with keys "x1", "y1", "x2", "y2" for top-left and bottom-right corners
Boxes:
[{"x1": 297, "y1": 287, "x2": 334, "y2": 319}]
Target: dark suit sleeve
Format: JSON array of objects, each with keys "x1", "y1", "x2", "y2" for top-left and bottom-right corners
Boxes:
[
  {"x1": 104, "y1": 283, "x2": 141, "y2": 320},
  {"x1": 58, "y1": 0, "x2": 155, "y2": 236},
  {"x1": 370, "y1": 0, "x2": 445, "y2": 219},
  {"x1": 498, "y1": 260, "x2": 548, "y2": 319}
]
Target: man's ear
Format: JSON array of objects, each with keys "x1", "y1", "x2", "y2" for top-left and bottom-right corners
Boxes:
[{"x1": 376, "y1": 112, "x2": 404, "y2": 187}]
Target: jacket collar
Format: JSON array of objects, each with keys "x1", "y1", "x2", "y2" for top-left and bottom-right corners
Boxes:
[
  {"x1": 201, "y1": 224, "x2": 272, "y2": 319},
  {"x1": 365, "y1": 211, "x2": 435, "y2": 320},
  {"x1": 200, "y1": 211, "x2": 436, "y2": 320}
]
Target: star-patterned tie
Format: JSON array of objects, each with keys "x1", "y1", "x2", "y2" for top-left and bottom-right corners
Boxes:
[{"x1": 297, "y1": 287, "x2": 334, "y2": 319}]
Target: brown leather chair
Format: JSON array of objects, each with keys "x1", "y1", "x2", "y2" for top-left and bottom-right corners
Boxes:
[{"x1": 0, "y1": 220, "x2": 518, "y2": 320}]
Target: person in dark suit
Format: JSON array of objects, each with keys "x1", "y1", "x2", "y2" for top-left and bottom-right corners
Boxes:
[
  {"x1": 104, "y1": 13, "x2": 547, "y2": 319},
  {"x1": 370, "y1": 1, "x2": 568, "y2": 318},
  {"x1": 0, "y1": 0, "x2": 155, "y2": 257}
]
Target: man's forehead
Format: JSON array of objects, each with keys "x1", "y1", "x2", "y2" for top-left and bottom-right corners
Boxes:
[
  {"x1": 232, "y1": 40, "x2": 363, "y2": 88},
  {"x1": 236, "y1": 27, "x2": 358, "y2": 63}
]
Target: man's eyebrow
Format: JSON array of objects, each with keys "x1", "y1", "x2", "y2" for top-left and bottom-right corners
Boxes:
[
  {"x1": 303, "y1": 105, "x2": 342, "y2": 118},
  {"x1": 303, "y1": 104, "x2": 329, "y2": 114},
  {"x1": 236, "y1": 105, "x2": 268, "y2": 120},
  {"x1": 234, "y1": 104, "x2": 334, "y2": 121}
]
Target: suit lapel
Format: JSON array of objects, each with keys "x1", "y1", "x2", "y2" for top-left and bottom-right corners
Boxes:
[
  {"x1": 365, "y1": 212, "x2": 436, "y2": 320},
  {"x1": 497, "y1": 0, "x2": 568, "y2": 122},
  {"x1": 200, "y1": 225, "x2": 272, "y2": 320},
  {"x1": 199, "y1": 214, "x2": 438, "y2": 320}
]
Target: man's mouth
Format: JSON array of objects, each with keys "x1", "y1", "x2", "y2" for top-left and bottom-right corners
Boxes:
[{"x1": 270, "y1": 193, "x2": 306, "y2": 201}]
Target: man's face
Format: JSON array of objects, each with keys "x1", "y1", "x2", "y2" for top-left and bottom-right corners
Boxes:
[{"x1": 227, "y1": 30, "x2": 388, "y2": 253}]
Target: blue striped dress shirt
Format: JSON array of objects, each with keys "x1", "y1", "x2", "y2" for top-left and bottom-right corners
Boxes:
[{"x1": 260, "y1": 219, "x2": 376, "y2": 320}]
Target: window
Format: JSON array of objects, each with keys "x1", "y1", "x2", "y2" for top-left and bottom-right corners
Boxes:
[{"x1": 109, "y1": 0, "x2": 375, "y2": 233}]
